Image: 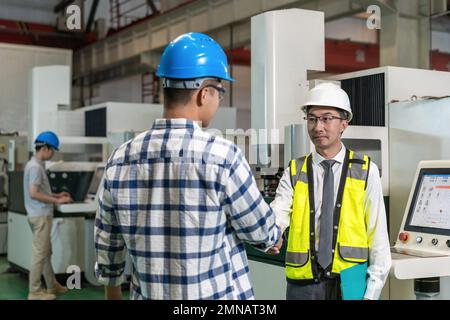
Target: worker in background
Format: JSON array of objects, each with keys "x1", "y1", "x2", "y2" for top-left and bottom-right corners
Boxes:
[
  {"x1": 94, "y1": 32, "x2": 281, "y2": 300},
  {"x1": 24, "y1": 131, "x2": 72, "y2": 300},
  {"x1": 268, "y1": 83, "x2": 391, "y2": 300}
]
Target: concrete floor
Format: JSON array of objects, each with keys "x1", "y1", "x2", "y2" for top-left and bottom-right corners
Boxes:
[{"x1": 0, "y1": 255, "x2": 129, "y2": 300}]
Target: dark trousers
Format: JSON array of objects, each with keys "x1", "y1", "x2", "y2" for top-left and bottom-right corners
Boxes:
[
  {"x1": 286, "y1": 267, "x2": 342, "y2": 300},
  {"x1": 286, "y1": 279, "x2": 342, "y2": 300}
]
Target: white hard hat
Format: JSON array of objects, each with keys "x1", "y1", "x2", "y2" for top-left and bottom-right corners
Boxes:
[{"x1": 301, "y1": 82, "x2": 353, "y2": 122}]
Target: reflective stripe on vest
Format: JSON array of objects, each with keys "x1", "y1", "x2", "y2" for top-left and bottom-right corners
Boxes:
[{"x1": 286, "y1": 149, "x2": 370, "y2": 282}]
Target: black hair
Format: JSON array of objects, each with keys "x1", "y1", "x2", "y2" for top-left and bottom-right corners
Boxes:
[
  {"x1": 163, "y1": 88, "x2": 197, "y2": 108},
  {"x1": 35, "y1": 143, "x2": 51, "y2": 152},
  {"x1": 163, "y1": 79, "x2": 221, "y2": 109}
]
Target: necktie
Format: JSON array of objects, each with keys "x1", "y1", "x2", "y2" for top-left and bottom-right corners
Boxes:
[{"x1": 318, "y1": 160, "x2": 336, "y2": 269}]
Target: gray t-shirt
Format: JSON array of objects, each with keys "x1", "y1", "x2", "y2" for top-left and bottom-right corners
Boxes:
[{"x1": 23, "y1": 156, "x2": 53, "y2": 217}]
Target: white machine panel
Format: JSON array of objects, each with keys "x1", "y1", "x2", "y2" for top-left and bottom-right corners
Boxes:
[
  {"x1": 79, "y1": 102, "x2": 238, "y2": 137},
  {"x1": 251, "y1": 9, "x2": 324, "y2": 147},
  {"x1": 391, "y1": 161, "x2": 450, "y2": 281},
  {"x1": 394, "y1": 161, "x2": 450, "y2": 256},
  {"x1": 391, "y1": 253, "x2": 450, "y2": 280},
  {"x1": 29, "y1": 65, "x2": 71, "y2": 151},
  {"x1": 56, "y1": 201, "x2": 96, "y2": 214},
  {"x1": 7, "y1": 212, "x2": 85, "y2": 273},
  {"x1": 248, "y1": 260, "x2": 286, "y2": 299}
]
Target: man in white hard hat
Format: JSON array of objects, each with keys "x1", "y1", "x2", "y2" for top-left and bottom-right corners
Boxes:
[{"x1": 268, "y1": 82, "x2": 391, "y2": 300}]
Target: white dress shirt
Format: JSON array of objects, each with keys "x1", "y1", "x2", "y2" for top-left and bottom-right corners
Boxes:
[{"x1": 270, "y1": 144, "x2": 391, "y2": 300}]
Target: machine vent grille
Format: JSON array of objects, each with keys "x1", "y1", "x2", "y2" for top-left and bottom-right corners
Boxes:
[
  {"x1": 341, "y1": 73, "x2": 385, "y2": 126},
  {"x1": 85, "y1": 107, "x2": 107, "y2": 137}
]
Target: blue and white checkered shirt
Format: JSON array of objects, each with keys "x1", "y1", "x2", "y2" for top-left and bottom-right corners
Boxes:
[{"x1": 94, "y1": 118, "x2": 281, "y2": 300}]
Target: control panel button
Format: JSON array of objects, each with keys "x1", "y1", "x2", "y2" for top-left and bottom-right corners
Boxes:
[
  {"x1": 398, "y1": 232, "x2": 409, "y2": 242},
  {"x1": 446, "y1": 240, "x2": 450, "y2": 248},
  {"x1": 432, "y1": 238, "x2": 439, "y2": 246},
  {"x1": 416, "y1": 236, "x2": 423, "y2": 244}
]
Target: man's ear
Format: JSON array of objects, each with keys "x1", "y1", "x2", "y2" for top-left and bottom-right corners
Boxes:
[
  {"x1": 341, "y1": 120, "x2": 349, "y2": 133},
  {"x1": 196, "y1": 88, "x2": 208, "y2": 107}
]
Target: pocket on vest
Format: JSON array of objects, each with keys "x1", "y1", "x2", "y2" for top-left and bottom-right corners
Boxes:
[
  {"x1": 285, "y1": 250, "x2": 309, "y2": 267},
  {"x1": 337, "y1": 244, "x2": 368, "y2": 263}
]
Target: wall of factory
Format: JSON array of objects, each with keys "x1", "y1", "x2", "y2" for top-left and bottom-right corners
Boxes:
[{"x1": 0, "y1": 43, "x2": 71, "y2": 133}]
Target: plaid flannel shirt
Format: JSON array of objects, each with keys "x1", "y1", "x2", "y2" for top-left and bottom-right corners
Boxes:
[{"x1": 94, "y1": 118, "x2": 281, "y2": 299}]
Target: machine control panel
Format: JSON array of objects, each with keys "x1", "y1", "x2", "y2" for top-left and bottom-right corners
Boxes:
[
  {"x1": 398, "y1": 232, "x2": 409, "y2": 242},
  {"x1": 392, "y1": 161, "x2": 450, "y2": 257}
]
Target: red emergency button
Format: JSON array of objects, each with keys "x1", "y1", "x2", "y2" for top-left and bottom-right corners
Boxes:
[{"x1": 399, "y1": 232, "x2": 409, "y2": 242}]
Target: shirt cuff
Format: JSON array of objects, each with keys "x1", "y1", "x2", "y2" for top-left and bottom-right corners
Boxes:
[
  {"x1": 364, "y1": 279, "x2": 382, "y2": 300},
  {"x1": 95, "y1": 262, "x2": 126, "y2": 286},
  {"x1": 249, "y1": 243, "x2": 269, "y2": 252},
  {"x1": 96, "y1": 274, "x2": 126, "y2": 287}
]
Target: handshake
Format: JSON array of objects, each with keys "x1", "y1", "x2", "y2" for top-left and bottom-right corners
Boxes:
[{"x1": 266, "y1": 236, "x2": 284, "y2": 255}]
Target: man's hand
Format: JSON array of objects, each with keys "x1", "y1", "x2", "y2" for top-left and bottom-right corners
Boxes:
[
  {"x1": 30, "y1": 185, "x2": 72, "y2": 204},
  {"x1": 56, "y1": 191, "x2": 71, "y2": 198},
  {"x1": 56, "y1": 195, "x2": 73, "y2": 204},
  {"x1": 266, "y1": 237, "x2": 284, "y2": 255}
]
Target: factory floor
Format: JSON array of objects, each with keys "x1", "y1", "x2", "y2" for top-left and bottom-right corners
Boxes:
[{"x1": 0, "y1": 255, "x2": 129, "y2": 300}]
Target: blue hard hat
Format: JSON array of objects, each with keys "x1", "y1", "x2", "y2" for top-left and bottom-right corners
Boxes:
[
  {"x1": 35, "y1": 131, "x2": 60, "y2": 151},
  {"x1": 156, "y1": 32, "x2": 234, "y2": 82}
]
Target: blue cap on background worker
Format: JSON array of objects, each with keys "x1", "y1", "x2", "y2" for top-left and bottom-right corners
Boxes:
[{"x1": 34, "y1": 131, "x2": 60, "y2": 151}]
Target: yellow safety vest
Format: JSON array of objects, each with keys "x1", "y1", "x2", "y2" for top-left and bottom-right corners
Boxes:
[{"x1": 285, "y1": 149, "x2": 370, "y2": 283}]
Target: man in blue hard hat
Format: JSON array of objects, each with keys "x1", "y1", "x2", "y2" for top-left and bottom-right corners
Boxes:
[
  {"x1": 24, "y1": 131, "x2": 72, "y2": 300},
  {"x1": 94, "y1": 32, "x2": 282, "y2": 300}
]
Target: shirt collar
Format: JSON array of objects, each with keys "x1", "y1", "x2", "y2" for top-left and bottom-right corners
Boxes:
[
  {"x1": 312, "y1": 143, "x2": 346, "y2": 166},
  {"x1": 152, "y1": 118, "x2": 202, "y2": 131},
  {"x1": 32, "y1": 156, "x2": 45, "y2": 167}
]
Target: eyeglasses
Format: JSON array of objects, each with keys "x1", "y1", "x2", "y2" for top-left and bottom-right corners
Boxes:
[
  {"x1": 203, "y1": 84, "x2": 226, "y2": 101},
  {"x1": 304, "y1": 115, "x2": 345, "y2": 125}
]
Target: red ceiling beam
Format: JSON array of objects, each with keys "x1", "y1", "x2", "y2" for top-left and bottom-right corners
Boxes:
[
  {"x1": 0, "y1": 17, "x2": 447, "y2": 73},
  {"x1": 226, "y1": 47, "x2": 251, "y2": 66},
  {"x1": 0, "y1": 18, "x2": 96, "y2": 49},
  {"x1": 226, "y1": 39, "x2": 380, "y2": 72},
  {"x1": 226, "y1": 40, "x2": 449, "y2": 74},
  {"x1": 0, "y1": 18, "x2": 56, "y2": 35},
  {"x1": 325, "y1": 39, "x2": 379, "y2": 73}
]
